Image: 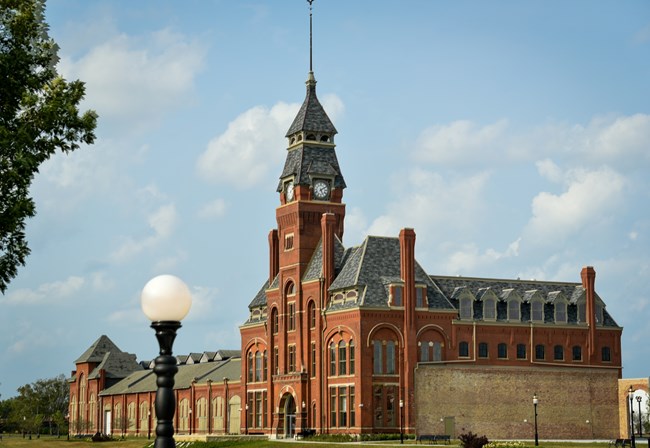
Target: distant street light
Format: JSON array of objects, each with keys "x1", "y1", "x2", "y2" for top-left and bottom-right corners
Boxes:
[
  {"x1": 636, "y1": 396, "x2": 643, "y2": 437},
  {"x1": 628, "y1": 386, "x2": 636, "y2": 448},
  {"x1": 141, "y1": 275, "x2": 192, "y2": 448},
  {"x1": 399, "y1": 399, "x2": 404, "y2": 444},
  {"x1": 533, "y1": 393, "x2": 539, "y2": 447}
]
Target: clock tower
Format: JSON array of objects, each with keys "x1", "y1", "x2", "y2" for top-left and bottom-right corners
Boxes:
[{"x1": 272, "y1": 70, "x2": 346, "y2": 282}]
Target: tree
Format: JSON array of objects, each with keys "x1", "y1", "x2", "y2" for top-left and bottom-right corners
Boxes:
[
  {"x1": 11, "y1": 374, "x2": 70, "y2": 435},
  {"x1": 0, "y1": 0, "x2": 97, "y2": 293}
]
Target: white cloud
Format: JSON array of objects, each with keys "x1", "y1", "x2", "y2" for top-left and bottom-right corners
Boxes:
[
  {"x1": 110, "y1": 203, "x2": 178, "y2": 262},
  {"x1": 524, "y1": 166, "x2": 626, "y2": 245},
  {"x1": 365, "y1": 169, "x2": 490, "y2": 242},
  {"x1": 59, "y1": 28, "x2": 206, "y2": 131},
  {"x1": 444, "y1": 238, "x2": 521, "y2": 275},
  {"x1": 198, "y1": 198, "x2": 227, "y2": 219},
  {"x1": 6, "y1": 276, "x2": 85, "y2": 305},
  {"x1": 536, "y1": 159, "x2": 563, "y2": 183},
  {"x1": 152, "y1": 251, "x2": 188, "y2": 273},
  {"x1": 185, "y1": 286, "x2": 218, "y2": 322},
  {"x1": 197, "y1": 95, "x2": 344, "y2": 188},
  {"x1": 413, "y1": 119, "x2": 509, "y2": 165}
]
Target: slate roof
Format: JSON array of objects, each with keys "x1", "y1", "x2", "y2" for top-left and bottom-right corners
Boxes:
[
  {"x1": 285, "y1": 74, "x2": 337, "y2": 137},
  {"x1": 276, "y1": 144, "x2": 346, "y2": 192},
  {"x1": 302, "y1": 235, "x2": 347, "y2": 282},
  {"x1": 88, "y1": 351, "x2": 142, "y2": 380},
  {"x1": 328, "y1": 236, "x2": 454, "y2": 312},
  {"x1": 99, "y1": 357, "x2": 241, "y2": 397},
  {"x1": 75, "y1": 335, "x2": 121, "y2": 363},
  {"x1": 431, "y1": 275, "x2": 619, "y2": 327},
  {"x1": 248, "y1": 279, "x2": 270, "y2": 309}
]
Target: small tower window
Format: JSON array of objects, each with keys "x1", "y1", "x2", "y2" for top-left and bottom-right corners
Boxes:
[
  {"x1": 290, "y1": 137, "x2": 296, "y2": 145},
  {"x1": 320, "y1": 135, "x2": 330, "y2": 142}
]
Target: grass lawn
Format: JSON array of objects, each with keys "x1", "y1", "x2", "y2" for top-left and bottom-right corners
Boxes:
[{"x1": 0, "y1": 435, "x2": 620, "y2": 448}]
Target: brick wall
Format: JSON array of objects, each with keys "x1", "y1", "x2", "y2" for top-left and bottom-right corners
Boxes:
[{"x1": 415, "y1": 364, "x2": 620, "y2": 440}]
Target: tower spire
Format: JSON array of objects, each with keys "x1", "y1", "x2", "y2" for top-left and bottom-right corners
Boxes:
[{"x1": 308, "y1": 0, "x2": 314, "y2": 73}]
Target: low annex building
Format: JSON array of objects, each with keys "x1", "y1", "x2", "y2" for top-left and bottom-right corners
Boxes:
[{"x1": 69, "y1": 71, "x2": 625, "y2": 440}]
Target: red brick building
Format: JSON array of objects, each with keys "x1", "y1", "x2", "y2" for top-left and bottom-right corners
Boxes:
[
  {"x1": 238, "y1": 71, "x2": 623, "y2": 439},
  {"x1": 69, "y1": 70, "x2": 624, "y2": 440}
]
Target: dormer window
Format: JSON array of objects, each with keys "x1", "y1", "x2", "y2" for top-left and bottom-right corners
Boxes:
[
  {"x1": 483, "y1": 298, "x2": 496, "y2": 321},
  {"x1": 578, "y1": 302, "x2": 586, "y2": 323},
  {"x1": 555, "y1": 301, "x2": 567, "y2": 323},
  {"x1": 531, "y1": 300, "x2": 544, "y2": 322},
  {"x1": 416, "y1": 287, "x2": 427, "y2": 308},
  {"x1": 320, "y1": 135, "x2": 330, "y2": 142},
  {"x1": 391, "y1": 286, "x2": 403, "y2": 307},
  {"x1": 595, "y1": 302, "x2": 604, "y2": 324},
  {"x1": 508, "y1": 299, "x2": 520, "y2": 321},
  {"x1": 459, "y1": 297, "x2": 472, "y2": 320}
]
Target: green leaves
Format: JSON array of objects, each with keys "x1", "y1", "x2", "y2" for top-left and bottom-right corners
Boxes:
[{"x1": 0, "y1": 0, "x2": 97, "y2": 293}]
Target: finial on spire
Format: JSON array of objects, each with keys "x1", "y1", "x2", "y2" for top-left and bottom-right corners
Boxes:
[{"x1": 307, "y1": 0, "x2": 314, "y2": 73}]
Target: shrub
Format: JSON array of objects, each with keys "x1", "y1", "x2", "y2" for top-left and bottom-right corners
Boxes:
[{"x1": 459, "y1": 431, "x2": 489, "y2": 448}]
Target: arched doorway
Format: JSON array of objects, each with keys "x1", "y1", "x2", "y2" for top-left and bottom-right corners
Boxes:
[
  {"x1": 229, "y1": 395, "x2": 241, "y2": 434},
  {"x1": 279, "y1": 393, "x2": 296, "y2": 438}
]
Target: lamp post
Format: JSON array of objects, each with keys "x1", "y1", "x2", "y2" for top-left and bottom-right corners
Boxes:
[
  {"x1": 245, "y1": 404, "x2": 249, "y2": 435},
  {"x1": 399, "y1": 399, "x2": 404, "y2": 444},
  {"x1": 533, "y1": 393, "x2": 539, "y2": 447},
  {"x1": 628, "y1": 386, "x2": 636, "y2": 448},
  {"x1": 141, "y1": 275, "x2": 192, "y2": 448},
  {"x1": 636, "y1": 396, "x2": 643, "y2": 437}
]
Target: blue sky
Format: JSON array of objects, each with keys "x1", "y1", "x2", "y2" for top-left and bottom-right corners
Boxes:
[{"x1": 1, "y1": 0, "x2": 649, "y2": 399}]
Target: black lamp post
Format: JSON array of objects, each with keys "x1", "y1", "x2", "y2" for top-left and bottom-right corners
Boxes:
[
  {"x1": 533, "y1": 393, "x2": 539, "y2": 447},
  {"x1": 628, "y1": 386, "x2": 636, "y2": 448},
  {"x1": 399, "y1": 399, "x2": 404, "y2": 444},
  {"x1": 245, "y1": 404, "x2": 249, "y2": 435},
  {"x1": 636, "y1": 396, "x2": 643, "y2": 437},
  {"x1": 141, "y1": 275, "x2": 192, "y2": 448}
]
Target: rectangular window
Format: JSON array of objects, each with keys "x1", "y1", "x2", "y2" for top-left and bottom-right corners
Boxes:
[
  {"x1": 339, "y1": 386, "x2": 347, "y2": 427},
  {"x1": 459, "y1": 341, "x2": 469, "y2": 358},
  {"x1": 508, "y1": 300, "x2": 520, "y2": 321},
  {"x1": 263, "y1": 391, "x2": 268, "y2": 428},
  {"x1": 416, "y1": 287, "x2": 425, "y2": 307},
  {"x1": 310, "y1": 342, "x2": 316, "y2": 378},
  {"x1": 273, "y1": 346, "x2": 279, "y2": 375},
  {"x1": 349, "y1": 342, "x2": 355, "y2": 374},
  {"x1": 554, "y1": 345, "x2": 564, "y2": 360},
  {"x1": 330, "y1": 388, "x2": 337, "y2": 427},
  {"x1": 350, "y1": 386, "x2": 356, "y2": 427},
  {"x1": 288, "y1": 345, "x2": 296, "y2": 372},
  {"x1": 420, "y1": 342, "x2": 429, "y2": 362},
  {"x1": 516, "y1": 344, "x2": 526, "y2": 360},
  {"x1": 288, "y1": 302, "x2": 295, "y2": 331},
  {"x1": 386, "y1": 388, "x2": 395, "y2": 427},
  {"x1": 284, "y1": 233, "x2": 294, "y2": 251},
  {"x1": 460, "y1": 298, "x2": 472, "y2": 320},
  {"x1": 373, "y1": 341, "x2": 383, "y2": 374},
  {"x1": 602, "y1": 346, "x2": 611, "y2": 362},
  {"x1": 373, "y1": 386, "x2": 383, "y2": 427},
  {"x1": 555, "y1": 302, "x2": 567, "y2": 323},
  {"x1": 532, "y1": 301, "x2": 544, "y2": 322},
  {"x1": 483, "y1": 299, "x2": 496, "y2": 320},
  {"x1": 330, "y1": 343, "x2": 337, "y2": 376},
  {"x1": 386, "y1": 341, "x2": 396, "y2": 374},
  {"x1": 535, "y1": 344, "x2": 545, "y2": 360},
  {"x1": 255, "y1": 392, "x2": 262, "y2": 427},
  {"x1": 478, "y1": 342, "x2": 488, "y2": 358},
  {"x1": 497, "y1": 343, "x2": 507, "y2": 359},
  {"x1": 392, "y1": 286, "x2": 403, "y2": 306}
]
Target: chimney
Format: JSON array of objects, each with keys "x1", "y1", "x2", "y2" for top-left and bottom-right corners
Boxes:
[
  {"x1": 268, "y1": 229, "x2": 279, "y2": 284},
  {"x1": 399, "y1": 228, "x2": 416, "y2": 324},
  {"x1": 580, "y1": 266, "x2": 596, "y2": 356},
  {"x1": 321, "y1": 213, "x2": 336, "y2": 291}
]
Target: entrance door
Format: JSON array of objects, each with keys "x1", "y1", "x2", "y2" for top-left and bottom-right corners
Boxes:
[
  {"x1": 282, "y1": 394, "x2": 296, "y2": 438},
  {"x1": 104, "y1": 410, "x2": 112, "y2": 435},
  {"x1": 229, "y1": 396, "x2": 241, "y2": 434}
]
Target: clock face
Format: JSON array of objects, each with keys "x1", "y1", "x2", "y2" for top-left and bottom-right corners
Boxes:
[
  {"x1": 285, "y1": 181, "x2": 294, "y2": 201},
  {"x1": 313, "y1": 180, "x2": 330, "y2": 200}
]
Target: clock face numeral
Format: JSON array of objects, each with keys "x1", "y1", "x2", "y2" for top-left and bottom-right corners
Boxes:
[{"x1": 313, "y1": 180, "x2": 330, "y2": 199}]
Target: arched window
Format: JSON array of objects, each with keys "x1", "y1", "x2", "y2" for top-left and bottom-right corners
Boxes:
[
  {"x1": 271, "y1": 308, "x2": 279, "y2": 334},
  {"x1": 330, "y1": 342, "x2": 336, "y2": 376},
  {"x1": 386, "y1": 341, "x2": 396, "y2": 374},
  {"x1": 572, "y1": 345, "x2": 582, "y2": 361},
  {"x1": 263, "y1": 350, "x2": 268, "y2": 381},
  {"x1": 517, "y1": 344, "x2": 527, "y2": 359},
  {"x1": 459, "y1": 341, "x2": 470, "y2": 357},
  {"x1": 255, "y1": 351, "x2": 262, "y2": 382},
  {"x1": 535, "y1": 344, "x2": 545, "y2": 360},
  {"x1": 497, "y1": 343, "x2": 508, "y2": 359},
  {"x1": 285, "y1": 281, "x2": 295, "y2": 296},
  {"x1": 140, "y1": 401, "x2": 149, "y2": 432},
  {"x1": 308, "y1": 301, "x2": 316, "y2": 329},
  {"x1": 554, "y1": 345, "x2": 564, "y2": 360},
  {"x1": 478, "y1": 342, "x2": 489, "y2": 358},
  {"x1": 349, "y1": 340, "x2": 355, "y2": 374},
  {"x1": 420, "y1": 341, "x2": 429, "y2": 362},
  {"x1": 373, "y1": 341, "x2": 383, "y2": 374},
  {"x1": 338, "y1": 341, "x2": 347, "y2": 375},
  {"x1": 247, "y1": 352, "x2": 254, "y2": 382}
]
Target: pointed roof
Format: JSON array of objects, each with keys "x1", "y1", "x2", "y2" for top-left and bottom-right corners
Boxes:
[
  {"x1": 286, "y1": 73, "x2": 337, "y2": 137},
  {"x1": 74, "y1": 335, "x2": 122, "y2": 364}
]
